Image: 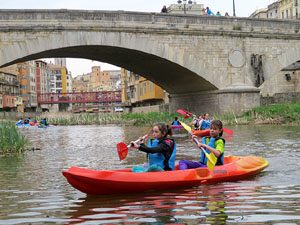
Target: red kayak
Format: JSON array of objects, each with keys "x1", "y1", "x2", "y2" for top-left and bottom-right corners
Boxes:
[
  {"x1": 192, "y1": 129, "x2": 210, "y2": 137},
  {"x1": 62, "y1": 155, "x2": 269, "y2": 195}
]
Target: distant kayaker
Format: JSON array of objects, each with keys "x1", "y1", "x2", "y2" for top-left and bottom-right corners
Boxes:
[
  {"x1": 179, "y1": 120, "x2": 225, "y2": 169},
  {"x1": 40, "y1": 118, "x2": 49, "y2": 126},
  {"x1": 191, "y1": 115, "x2": 202, "y2": 130},
  {"x1": 131, "y1": 123, "x2": 176, "y2": 171},
  {"x1": 171, "y1": 117, "x2": 181, "y2": 126},
  {"x1": 198, "y1": 113, "x2": 211, "y2": 130},
  {"x1": 16, "y1": 118, "x2": 24, "y2": 125}
]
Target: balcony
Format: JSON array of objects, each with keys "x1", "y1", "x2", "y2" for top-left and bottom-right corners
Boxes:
[{"x1": 0, "y1": 78, "x2": 19, "y2": 86}]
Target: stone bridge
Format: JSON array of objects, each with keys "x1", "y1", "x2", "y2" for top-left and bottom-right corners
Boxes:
[{"x1": 1, "y1": 9, "x2": 300, "y2": 114}]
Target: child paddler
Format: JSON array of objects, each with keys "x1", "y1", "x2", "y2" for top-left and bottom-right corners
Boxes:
[
  {"x1": 130, "y1": 123, "x2": 176, "y2": 172},
  {"x1": 179, "y1": 120, "x2": 225, "y2": 170}
]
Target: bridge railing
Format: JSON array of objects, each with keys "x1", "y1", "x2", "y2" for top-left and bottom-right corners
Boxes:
[{"x1": 37, "y1": 91, "x2": 122, "y2": 104}]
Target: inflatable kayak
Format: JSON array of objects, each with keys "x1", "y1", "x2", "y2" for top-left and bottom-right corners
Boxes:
[
  {"x1": 192, "y1": 129, "x2": 210, "y2": 137},
  {"x1": 171, "y1": 124, "x2": 183, "y2": 129},
  {"x1": 62, "y1": 155, "x2": 269, "y2": 195}
]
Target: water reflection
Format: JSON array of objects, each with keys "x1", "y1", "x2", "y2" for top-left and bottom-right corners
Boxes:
[
  {"x1": 66, "y1": 186, "x2": 228, "y2": 224},
  {"x1": 63, "y1": 182, "x2": 300, "y2": 225}
]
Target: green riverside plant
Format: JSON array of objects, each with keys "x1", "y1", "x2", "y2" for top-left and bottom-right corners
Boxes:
[{"x1": 0, "y1": 121, "x2": 28, "y2": 155}]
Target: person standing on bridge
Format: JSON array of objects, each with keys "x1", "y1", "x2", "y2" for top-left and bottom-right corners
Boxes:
[
  {"x1": 206, "y1": 7, "x2": 215, "y2": 16},
  {"x1": 161, "y1": 5, "x2": 168, "y2": 13}
]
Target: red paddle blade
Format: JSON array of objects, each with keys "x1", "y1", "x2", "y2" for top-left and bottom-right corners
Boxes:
[
  {"x1": 223, "y1": 128, "x2": 233, "y2": 136},
  {"x1": 116, "y1": 142, "x2": 128, "y2": 161},
  {"x1": 176, "y1": 109, "x2": 187, "y2": 116},
  {"x1": 184, "y1": 115, "x2": 191, "y2": 119}
]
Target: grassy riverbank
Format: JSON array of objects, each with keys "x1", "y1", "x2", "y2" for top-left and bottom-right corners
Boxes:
[
  {"x1": 217, "y1": 102, "x2": 300, "y2": 125},
  {"x1": 0, "y1": 121, "x2": 29, "y2": 156}
]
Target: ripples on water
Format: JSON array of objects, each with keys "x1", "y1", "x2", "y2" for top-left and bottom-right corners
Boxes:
[{"x1": 0, "y1": 125, "x2": 300, "y2": 224}]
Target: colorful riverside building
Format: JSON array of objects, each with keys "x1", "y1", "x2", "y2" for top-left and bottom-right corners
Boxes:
[
  {"x1": 279, "y1": 0, "x2": 293, "y2": 19},
  {"x1": 293, "y1": 0, "x2": 300, "y2": 19},
  {"x1": 251, "y1": 0, "x2": 299, "y2": 20},
  {"x1": 35, "y1": 60, "x2": 50, "y2": 111},
  {"x1": 0, "y1": 61, "x2": 38, "y2": 112},
  {"x1": 121, "y1": 69, "x2": 167, "y2": 108},
  {"x1": 0, "y1": 70, "x2": 20, "y2": 112},
  {"x1": 48, "y1": 60, "x2": 72, "y2": 112},
  {"x1": 72, "y1": 66, "x2": 121, "y2": 112}
]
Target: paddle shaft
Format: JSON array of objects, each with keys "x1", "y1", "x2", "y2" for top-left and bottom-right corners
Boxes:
[
  {"x1": 188, "y1": 130, "x2": 215, "y2": 163},
  {"x1": 127, "y1": 134, "x2": 149, "y2": 148}
]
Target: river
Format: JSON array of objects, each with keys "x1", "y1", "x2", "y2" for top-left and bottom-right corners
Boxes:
[{"x1": 0, "y1": 125, "x2": 300, "y2": 224}]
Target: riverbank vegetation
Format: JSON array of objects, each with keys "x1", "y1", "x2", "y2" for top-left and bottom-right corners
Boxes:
[
  {"x1": 37, "y1": 111, "x2": 182, "y2": 126},
  {"x1": 0, "y1": 121, "x2": 29, "y2": 156},
  {"x1": 4, "y1": 102, "x2": 300, "y2": 127},
  {"x1": 219, "y1": 102, "x2": 300, "y2": 125}
]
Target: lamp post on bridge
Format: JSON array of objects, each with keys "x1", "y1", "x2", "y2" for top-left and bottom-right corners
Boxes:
[
  {"x1": 233, "y1": 0, "x2": 236, "y2": 16},
  {"x1": 177, "y1": 0, "x2": 193, "y2": 14}
]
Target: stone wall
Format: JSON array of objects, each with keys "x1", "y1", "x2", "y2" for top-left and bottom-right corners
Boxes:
[
  {"x1": 261, "y1": 92, "x2": 300, "y2": 106},
  {"x1": 129, "y1": 104, "x2": 169, "y2": 114}
]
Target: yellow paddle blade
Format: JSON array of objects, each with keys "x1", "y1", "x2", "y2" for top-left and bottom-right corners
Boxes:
[
  {"x1": 179, "y1": 121, "x2": 191, "y2": 132},
  {"x1": 203, "y1": 151, "x2": 217, "y2": 171}
]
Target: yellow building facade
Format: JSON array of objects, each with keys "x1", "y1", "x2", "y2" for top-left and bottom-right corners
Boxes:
[
  {"x1": 279, "y1": 0, "x2": 293, "y2": 19},
  {"x1": 121, "y1": 69, "x2": 165, "y2": 106}
]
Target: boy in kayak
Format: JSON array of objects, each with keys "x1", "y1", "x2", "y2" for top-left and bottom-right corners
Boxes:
[
  {"x1": 179, "y1": 120, "x2": 225, "y2": 169},
  {"x1": 171, "y1": 117, "x2": 181, "y2": 126},
  {"x1": 131, "y1": 122, "x2": 176, "y2": 171}
]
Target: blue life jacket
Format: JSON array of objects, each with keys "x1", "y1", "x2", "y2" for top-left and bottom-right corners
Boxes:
[
  {"x1": 200, "y1": 137, "x2": 225, "y2": 166},
  {"x1": 201, "y1": 119, "x2": 211, "y2": 130},
  {"x1": 172, "y1": 121, "x2": 180, "y2": 126},
  {"x1": 16, "y1": 120, "x2": 24, "y2": 125},
  {"x1": 148, "y1": 139, "x2": 176, "y2": 170}
]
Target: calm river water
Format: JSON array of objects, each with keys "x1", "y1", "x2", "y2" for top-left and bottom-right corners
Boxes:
[{"x1": 0, "y1": 125, "x2": 300, "y2": 224}]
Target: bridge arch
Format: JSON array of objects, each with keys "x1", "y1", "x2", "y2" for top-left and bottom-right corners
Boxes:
[{"x1": 2, "y1": 39, "x2": 217, "y2": 95}]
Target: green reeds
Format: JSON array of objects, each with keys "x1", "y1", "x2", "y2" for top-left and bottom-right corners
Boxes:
[
  {"x1": 0, "y1": 121, "x2": 28, "y2": 155},
  {"x1": 36, "y1": 112, "x2": 185, "y2": 126}
]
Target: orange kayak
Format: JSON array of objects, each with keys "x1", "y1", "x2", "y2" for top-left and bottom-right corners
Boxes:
[
  {"x1": 192, "y1": 129, "x2": 210, "y2": 137},
  {"x1": 62, "y1": 155, "x2": 269, "y2": 195}
]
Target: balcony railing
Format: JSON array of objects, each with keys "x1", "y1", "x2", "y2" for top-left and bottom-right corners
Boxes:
[{"x1": 0, "y1": 78, "x2": 19, "y2": 86}]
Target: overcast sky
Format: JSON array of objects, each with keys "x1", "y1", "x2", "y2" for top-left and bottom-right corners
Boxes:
[{"x1": 2, "y1": 0, "x2": 276, "y2": 76}]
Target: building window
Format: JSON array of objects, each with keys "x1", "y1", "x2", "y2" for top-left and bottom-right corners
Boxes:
[
  {"x1": 286, "y1": 9, "x2": 288, "y2": 19},
  {"x1": 282, "y1": 11, "x2": 284, "y2": 18}
]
